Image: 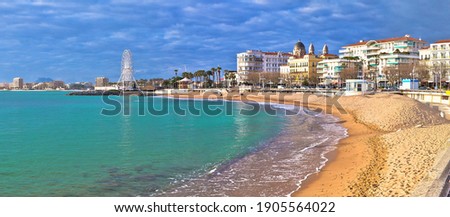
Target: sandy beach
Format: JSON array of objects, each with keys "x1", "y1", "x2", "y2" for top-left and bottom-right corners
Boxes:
[{"x1": 167, "y1": 91, "x2": 450, "y2": 196}]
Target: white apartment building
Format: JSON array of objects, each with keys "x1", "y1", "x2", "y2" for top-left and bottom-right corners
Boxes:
[
  {"x1": 419, "y1": 39, "x2": 450, "y2": 82},
  {"x1": 280, "y1": 64, "x2": 290, "y2": 82},
  {"x1": 236, "y1": 50, "x2": 291, "y2": 83},
  {"x1": 317, "y1": 59, "x2": 360, "y2": 85},
  {"x1": 339, "y1": 35, "x2": 427, "y2": 83},
  {"x1": 10, "y1": 77, "x2": 24, "y2": 89}
]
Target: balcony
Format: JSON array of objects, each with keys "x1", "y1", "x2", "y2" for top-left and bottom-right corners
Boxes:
[
  {"x1": 387, "y1": 61, "x2": 399, "y2": 65},
  {"x1": 366, "y1": 46, "x2": 380, "y2": 50},
  {"x1": 394, "y1": 44, "x2": 408, "y2": 49}
]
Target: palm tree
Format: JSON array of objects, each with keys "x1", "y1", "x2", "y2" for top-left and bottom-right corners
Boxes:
[
  {"x1": 217, "y1": 66, "x2": 222, "y2": 87},
  {"x1": 194, "y1": 70, "x2": 200, "y2": 83},
  {"x1": 225, "y1": 70, "x2": 237, "y2": 87},
  {"x1": 210, "y1": 67, "x2": 216, "y2": 87},
  {"x1": 182, "y1": 71, "x2": 189, "y2": 78},
  {"x1": 206, "y1": 70, "x2": 213, "y2": 88},
  {"x1": 224, "y1": 70, "x2": 230, "y2": 87},
  {"x1": 174, "y1": 69, "x2": 178, "y2": 78},
  {"x1": 199, "y1": 70, "x2": 206, "y2": 86}
]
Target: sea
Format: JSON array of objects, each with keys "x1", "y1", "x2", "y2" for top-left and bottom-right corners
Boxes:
[{"x1": 0, "y1": 91, "x2": 347, "y2": 197}]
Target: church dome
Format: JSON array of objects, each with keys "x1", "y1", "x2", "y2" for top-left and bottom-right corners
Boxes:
[
  {"x1": 294, "y1": 40, "x2": 305, "y2": 51},
  {"x1": 293, "y1": 40, "x2": 306, "y2": 57}
]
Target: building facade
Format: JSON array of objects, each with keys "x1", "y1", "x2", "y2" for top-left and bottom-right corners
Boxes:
[
  {"x1": 0, "y1": 82, "x2": 9, "y2": 89},
  {"x1": 287, "y1": 41, "x2": 337, "y2": 85},
  {"x1": 339, "y1": 35, "x2": 427, "y2": 85},
  {"x1": 11, "y1": 77, "x2": 24, "y2": 90},
  {"x1": 317, "y1": 58, "x2": 360, "y2": 85},
  {"x1": 95, "y1": 77, "x2": 110, "y2": 87},
  {"x1": 236, "y1": 50, "x2": 291, "y2": 83},
  {"x1": 280, "y1": 64, "x2": 290, "y2": 81},
  {"x1": 419, "y1": 39, "x2": 450, "y2": 83}
]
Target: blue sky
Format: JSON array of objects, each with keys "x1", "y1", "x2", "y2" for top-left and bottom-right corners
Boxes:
[{"x1": 0, "y1": 0, "x2": 449, "y2": 83}]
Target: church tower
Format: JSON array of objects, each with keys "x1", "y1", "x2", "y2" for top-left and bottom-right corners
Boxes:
[
  {"x1": 322, "y1": 44, "x2": 329, "y2": 55},
  {"x1": 308, "y1": 43, "x2": 315, "y2": 55}
]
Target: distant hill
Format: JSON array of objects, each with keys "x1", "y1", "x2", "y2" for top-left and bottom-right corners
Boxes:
[{"x1": 36, "y1": 77, "x2": 54, "y2": 83}]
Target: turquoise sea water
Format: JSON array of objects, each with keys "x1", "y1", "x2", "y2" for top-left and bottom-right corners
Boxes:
[{"x1": 0, "y1": 91, "x2": 346, "y2": 196}]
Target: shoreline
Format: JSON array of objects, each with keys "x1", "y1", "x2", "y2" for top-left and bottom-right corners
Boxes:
[
  {"x1": 164, "y1": 91, "x2": 450, "y2": 196},
  {"x1": 165, "y1": 92, "x2": 375, "y2": 196},
  {"x1": 242, "y1": 93, "x2": 379, "y2": 196}
]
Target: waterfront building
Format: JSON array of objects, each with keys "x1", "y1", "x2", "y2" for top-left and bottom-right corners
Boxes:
[
  {"x1": 280, "y1": 64, "x2": 290, "y2": 83},
  {"x1": 317, "y1": 58, "x2": 359, "y2": 86},
  {"x1": 32, "y1": 83, "x2": 47, "y2": 90},
  {"x1": 11, "y1": 77, "x2": 24, "y2": 90},
  {"x1": 236, "y1": 50, "x2": 291, "y2": 83},
  {"x1": 419, "y1": 39, "x2": 450, "y2": 84},
  {"x1": 339, "y1": 35, "x2": 427, "y2": 86},
  {"x1": 95, "y1": 77, "x2": 110, "y2": 87},
  {"x1": 287, "y1": 41, "x2": 337, "y2": 85},
  {"x1": 47, "y1": 81, "x2": 66, "y2": 89},
  {"x1": 23, "y1": 82, "x2": 36, "y2": 90},
  {"x1": 0, "y1": 82, "x2": 9, "y2": 89}
]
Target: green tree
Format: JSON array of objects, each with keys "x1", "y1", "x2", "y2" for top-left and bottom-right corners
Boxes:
[{"x1": 224, "y1": 70, "x2": 237, "y2": 87}]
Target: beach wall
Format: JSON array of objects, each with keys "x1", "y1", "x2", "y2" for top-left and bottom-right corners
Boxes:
[{"x1": 402, "y1": 91, "x2": 450, "y2": 106}]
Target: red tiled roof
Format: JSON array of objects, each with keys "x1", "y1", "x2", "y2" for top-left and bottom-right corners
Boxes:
[
  {"x1": 262, "y1": 51, "x2": 292, "y2": 56},
  {"x1": 377, "y1": 36, "x2": 425, "y2": 43},
  {"x1": 434, "y1": 39, "x2": 450, "y2": 44},
  {"x1": 343, "y1": 41, "x2": 367, "y2": 47},
  {"x1": 344, "y1": 36, "x2": 427, "y2": 47},
  {"x1": 419, "y1": 46, "x2": 430, "y2": 50}
]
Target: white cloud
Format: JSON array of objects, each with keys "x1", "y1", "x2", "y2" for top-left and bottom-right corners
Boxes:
[
  {"x1": 57, "y1": 11, "x2": 107, "y2": 20},
  {"x1": 183, "y1": 6, "x2": 197, "y2": 13},
  {"x1": 110, "y1": 32, "x2": 134, "y2": 41},
  {"x1": 244, "y1": 15, "x2": 265, "y2": 25},
  {"x1": 163, "y1": 24, "x2": 185, "y2": 40},
  {"x1": 163, "y1": 29, "x2": 181, "y2": 40},
  {"x1": 298, "y1": 3, "x2": 326, "y2": 14},
  {"x1": 241, "y1": 0, "x2": 269, "y2": 5}
]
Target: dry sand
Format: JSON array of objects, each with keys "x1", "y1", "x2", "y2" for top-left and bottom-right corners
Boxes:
[{"x1": 166, "y1": 91, "x2": 450, "y2": 196}]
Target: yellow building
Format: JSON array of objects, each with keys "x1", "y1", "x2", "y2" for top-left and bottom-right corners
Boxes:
[{"x1": 288, "y1": 42, "x2": 335, "y2": 85}]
